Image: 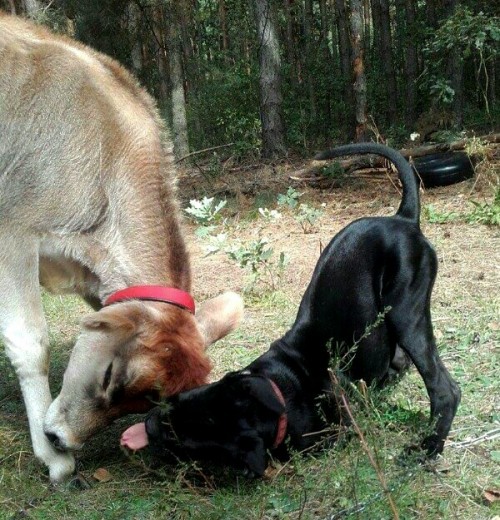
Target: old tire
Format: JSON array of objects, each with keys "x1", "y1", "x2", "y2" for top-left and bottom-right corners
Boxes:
[{"x1": 412, "y1": 152, "x2": 475, "y2": 188}]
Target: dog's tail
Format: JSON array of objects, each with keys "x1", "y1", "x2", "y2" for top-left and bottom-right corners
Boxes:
[{"x1": 315, "y1": 143, "x2": 419, "y2": 225}]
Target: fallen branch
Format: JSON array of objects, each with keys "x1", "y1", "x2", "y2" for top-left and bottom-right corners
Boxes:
[
  {"x1": 292, "y1": 133, "x2": 499, "y2": 183},
  {"x1": 175, "y1": 142, "x2": 235, "y2": 163},
  {"x1": 447, "y1": 427, "x2": 500, "y2": 449}
]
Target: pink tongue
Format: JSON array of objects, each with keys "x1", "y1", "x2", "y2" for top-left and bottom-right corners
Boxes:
[{"x1": 121, "y1": 422, "x2": 148, "y2": 450}]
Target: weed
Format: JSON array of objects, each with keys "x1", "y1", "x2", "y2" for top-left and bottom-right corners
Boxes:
[
  {"x1": 258, "y1": 207, "x2": 282, "y2": 221},
  {"x1": 184, "y1": 197, "x2": 227, "y2": 226},
  {"x1": 424, "y1": 204, "x2": 461, "y2": 224},
  {"x1": 277, "y1": 187, "x2": 302, "y2": 209},
  {"x1": 321, "y1": 161, "x2": 345, "y2": 179},
  {"x1": 226, "y1": 238, "x2": 289, "y2": 292},
  {"x1": 294, "y1": 203, "x2": 324, "y2": 233},
  {"x1": 466, "y1": 187, "x2": 500, "y2": 226},
  {"x1": 464, "y1": 136, "x2": 490, "y2": 160},
  {"x1": 205, "y1": 234, "x2": 289, "y2": 293}
]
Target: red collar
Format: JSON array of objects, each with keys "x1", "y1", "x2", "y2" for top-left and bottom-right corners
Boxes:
[
  {"x1": 268, "y1": 379, "x2": 288, "y2": 449},
  {"x1": 104, "y1": 286, "x2": 195, "y2": 314}
]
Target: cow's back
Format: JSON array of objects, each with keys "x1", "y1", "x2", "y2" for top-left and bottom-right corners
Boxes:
[{"x1": 0, "y1": 13, "x2": 170, "y2": 233}]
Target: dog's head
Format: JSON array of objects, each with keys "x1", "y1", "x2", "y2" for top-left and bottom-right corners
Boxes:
[{"x1": 145, "y1": 373, "x2": 286, "y2": 476}]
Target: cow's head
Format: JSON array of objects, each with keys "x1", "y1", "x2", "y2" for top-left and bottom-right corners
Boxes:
[{"x1": 43, "y1": 292, "x2": 243, "y2": 451}]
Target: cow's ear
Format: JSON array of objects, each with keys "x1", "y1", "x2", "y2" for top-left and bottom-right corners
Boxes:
[
  {"x1": 81, "y1": 302, "x2": 143, "y2": 333},
  {"x1": 195, "y1": 292, "x2": 244, "y2": 347}
]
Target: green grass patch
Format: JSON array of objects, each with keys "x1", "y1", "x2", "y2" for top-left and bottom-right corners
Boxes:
[{"x1": 1, "y1": 201, "x2": 499, "y2": 519}]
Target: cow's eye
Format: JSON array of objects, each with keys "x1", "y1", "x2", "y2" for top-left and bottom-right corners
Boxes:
[{"x1": 103, "y1": 362, "x2": 113, "y2": 391}]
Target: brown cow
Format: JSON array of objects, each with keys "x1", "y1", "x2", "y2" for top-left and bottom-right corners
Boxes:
[{"x1": 0, "y1": 13, "x2": 243, "y2": 482}]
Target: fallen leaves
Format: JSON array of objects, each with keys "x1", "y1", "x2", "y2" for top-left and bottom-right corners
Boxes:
[{"x1": 92, "y1": 467, "x2": 113, "y2": 483}]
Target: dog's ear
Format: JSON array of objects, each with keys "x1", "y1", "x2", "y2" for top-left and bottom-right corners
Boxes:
[
  {"x1": 241, "y1": 376, "x2": 285, "y2": 416},
  {"x1": 236, "y1": 431, "x2": 267, "y2": 477}
]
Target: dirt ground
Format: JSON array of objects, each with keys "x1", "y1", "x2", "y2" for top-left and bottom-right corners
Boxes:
[
  {"x1": 174, "y1": 151, "x2": 500, "y2": 393},
  {"x1": 181, "y1": 153, "x2": 499, "y2": 322}
]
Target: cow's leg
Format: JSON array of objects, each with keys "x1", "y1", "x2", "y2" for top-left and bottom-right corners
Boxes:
[{"x1": 0, "y1": 234, "x2": 75, "y2": 482}]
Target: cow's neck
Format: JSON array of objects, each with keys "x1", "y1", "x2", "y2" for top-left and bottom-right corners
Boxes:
[
  {"x1": 39, "y1": 173, "x2": 191, "y2": 304},
  {"x1": 96, "y1": 187, "x2": 191, "y2": 300}
]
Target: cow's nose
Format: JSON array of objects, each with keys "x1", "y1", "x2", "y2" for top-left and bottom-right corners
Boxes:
[{"x1": 45, "y1": 431, "x2": 64, "y2": 451}]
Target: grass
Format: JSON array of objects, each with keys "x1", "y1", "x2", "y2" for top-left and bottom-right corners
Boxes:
[{"x1": 1, "y1": 167, "x2": 499, "y2": 519}]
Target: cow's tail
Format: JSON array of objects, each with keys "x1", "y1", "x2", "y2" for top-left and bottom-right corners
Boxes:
[{"x1": 315, "y1": 143, "x2": 420, "y2": 225}]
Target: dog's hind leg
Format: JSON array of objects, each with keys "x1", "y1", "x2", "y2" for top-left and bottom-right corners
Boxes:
[
  {"x1": 387, "y1": 295, "x2": 460, "y2": 456},
  {"x1": 384, "y1": 255, "x2": 461, "y2": 455}
]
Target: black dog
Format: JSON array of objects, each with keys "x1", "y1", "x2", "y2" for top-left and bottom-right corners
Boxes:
[{"x1": 121, "y1": 143, "x2": 461, "y2": 476}]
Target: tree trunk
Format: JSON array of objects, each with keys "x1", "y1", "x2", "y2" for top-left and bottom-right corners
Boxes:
[
  {"x1": 253, "y1": 0, "x2": 287, "y2": 158},
  {"x1": 349, "y1": 0, "x2": 368, "y2": 141},
  {"x1": 219, "y1": 0, "x2": 228, "y2": 54},
  {"x1": 371, "y1": 0, "x2": 382, "y2": 61},
  {"x1": 283, "y1": 0, "x2": 298, "y2": 85},
  {"x1": 426, "y1": 0, "x2": 438, "y2": 29},
  {"x1": 153, "y1": 5, "x2": 170, "y2": 105},
  {"x1": 303, "y1": 0, "x2": 317, "y2": 120},
  {"x1": 443, "y1": 0, "x2": 463, "y2": 127},
  {"x1": 363, "y1": 0, "x2": 371, "y2": 58},
  {"x1": 127, "y1": 2, "x2": 143, "y2": 76},
  {"x1": 23, "y1": 0, "x2": 42, "y2": 17},
  {"x1": 166, "y1": 1, "x2": 189, "y2": 159},
  {"x1": 403, "y1": 0, "x2": 418, "y2": 127},
  {"x1": 487, "y1": 56, "x2": 496, "y2": 115},
  {"x1": 334, "y1": 0, "x2": 353, "y2": 125},
  {"x1": 377, "y1": 0, "x2": 397, "y2": 124}
]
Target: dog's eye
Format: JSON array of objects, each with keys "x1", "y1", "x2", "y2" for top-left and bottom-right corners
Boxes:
[{"x1": 103, "y1": 362, "x2": 113, "y2": 391}]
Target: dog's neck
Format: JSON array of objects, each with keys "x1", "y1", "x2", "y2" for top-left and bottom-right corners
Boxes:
[{"x1": 267, "y1": 379, "x2": 288, "y2": 448}]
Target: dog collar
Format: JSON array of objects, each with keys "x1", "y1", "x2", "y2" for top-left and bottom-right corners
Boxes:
[
  {"x1": 268, "y1": 379, "x2": 288, "y2": 449},
  {"x1": 104, "y1": 286, "x2": 195, "y2": 313}
]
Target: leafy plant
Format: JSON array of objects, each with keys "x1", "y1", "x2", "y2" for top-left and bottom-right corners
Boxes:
[
  {"x1": 423, "y1": 204, "x2": 460, "y2": 224},
  {"x1": 466, "y1": 188, "x2": 500, "y2": 226},
  {"x1": 321, "y1": 161, "x2": 345, "y2": 179},
  {"x1": 185, "y1": 197, "x2": 227, "y2": 226},
  {"x1": 206, "y1": 235, "x2": 288, "y2": 292},
  {"x1": 423, "y1": 8, "x2": 500, "y2": 112},
  {"x1": 294, "y1": 203, "x2": 324, "y2": 233},
  {"x1": 277, "y1": 187, "x2": 302, "y2": 209},
  {"x1": 227, "y1": 239, "x2": 288, "y2": 292},
  {"x1": 258, "y1": 207, "x2": 282, "y2": 221}
]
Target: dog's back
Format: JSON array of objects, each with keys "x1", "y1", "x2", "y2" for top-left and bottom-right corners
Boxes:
[{"x1": 288, "y1": 214, "x2": 436, "y2": 382}]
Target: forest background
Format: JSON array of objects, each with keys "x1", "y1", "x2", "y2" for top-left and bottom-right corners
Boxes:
[{"x1": 2, "y1": 0, "x2": 498, "y2": 161}]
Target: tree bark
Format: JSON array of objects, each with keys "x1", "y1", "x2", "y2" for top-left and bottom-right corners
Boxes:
[
  {"x1": 127, "y1": 2, "x2": 143, "y2": 76},
  {"x1": 303, "y1": 0, "x2": 317, "y2": 120},
  {"x1": 23, "y1": 0, "x2": 42, "y2": 17},
  {"x1": 377, "y1": 0, "x2": 398, "y2": 124},
  {"x1": 283, "y1": 0, "x2": 298, "y2": 85},
  {"x1": 153, "y1": 5, "x2": 169, "y2": 105},
  {"x1": 349, "y1": 0, "x2": 368, "y2": 141},
  {"x1": 253, "y1": 0, "x2": 287, "y2": 158},
  {"x1": 166, "y1": 1, "x2": 189, "y2": 159},
  {"x1": 403, "y1": 0, "x2": 418, "y2": 127},
  {"x1": 219, "y1": 0, "x2": 229, "y2": 54},
  {"x1": 443, "y1": 0, "x2": 463, "y2": 127},
  {"x1": 334, "y1": 0, "x2": 353, "y2": 126}
]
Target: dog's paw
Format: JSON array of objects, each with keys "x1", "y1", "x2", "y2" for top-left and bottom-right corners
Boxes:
[
  {"x1": 421, "y1": 434, "x2": 445, "y2": 458},
  {"x1": 398, "y1": 435, "x2": 445, "y2": 467}
]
